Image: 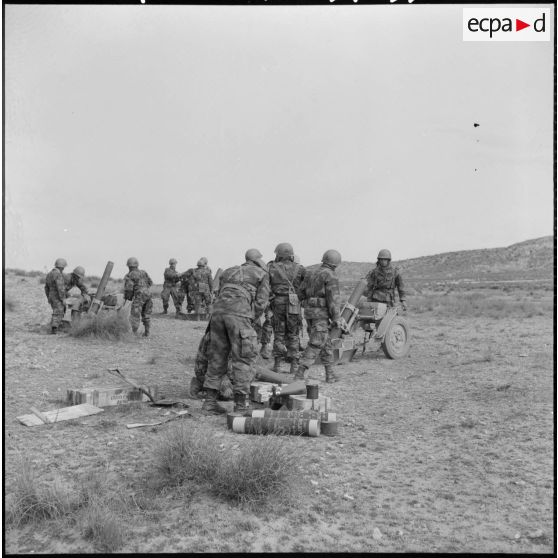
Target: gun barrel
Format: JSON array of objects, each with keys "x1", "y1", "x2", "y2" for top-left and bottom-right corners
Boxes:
[
  {"x1": 341, "y1": 278, "x2": 368, "y2": 322},
  {"x1": 88, "y1": 261, "x2": 114, "y2": 314}
]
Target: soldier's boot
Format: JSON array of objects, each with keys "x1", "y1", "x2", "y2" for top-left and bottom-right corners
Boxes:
[
  {"x1": 289, "y1": 358, "x2": 299, "y2": 376},
  {"x1": 233, "y1": 392, "x2": 252, "y2": 414},
  {"x1": 325, "y1": 364, "x2": 338, "y2": 384},
  {"x1": 143, "y1": 323, "x2": 150, "y2": 337},
  {"x1": 272, "y1": 357, "x2": 282, "y2": 373},
  {"x1": 189, "y1": 377, "x2": 205, "y2": 399},
  {"x1": 293, "y1": 364, "x2": 308, "y2": 381},
  {"x1": 51, "y1": 326, "x2": 58, "y2": 335},
  {"x1": 260, "y1": 343, "x2": 272, "y2": 360},
  {"x1": 132, "y1": 325, "x2": 139, "y2": 335},
  {"x1": 162, "y1": 306, "x2": 168, "y2": 314},
  {"x1": 201, "y1": 388, "x2": 227, "y2": 415}
]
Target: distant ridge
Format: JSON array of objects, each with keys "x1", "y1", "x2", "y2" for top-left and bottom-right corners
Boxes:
[{"x1": 310, "y1": 236, "x2": 554, "y2": 284}]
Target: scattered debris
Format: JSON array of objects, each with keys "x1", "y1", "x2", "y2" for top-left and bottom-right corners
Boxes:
[
  {"x1": 17, "y1": 403, "x2": 104, "y2": 426},
  {"x1": 527, "y1": 529, "x2": 545, "y2": 539},
  {"x1": 126, "y1": 410, "x2": 189, "y2": 429},
  {"x1": 373, "y1": 527, "x2": 383, "y2": 540},
  {"x1": 343, "y1": 493, "x2": 354, "y2": 501}
]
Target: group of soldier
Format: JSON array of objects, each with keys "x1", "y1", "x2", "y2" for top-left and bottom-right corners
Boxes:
[{"x1": 44, "y1": 245, "x2": 406, "y2": 416}]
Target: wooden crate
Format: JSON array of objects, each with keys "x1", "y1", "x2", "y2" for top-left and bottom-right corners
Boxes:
[{"x1": 67, "y1": 384, "x2": 158, "y2": 407}]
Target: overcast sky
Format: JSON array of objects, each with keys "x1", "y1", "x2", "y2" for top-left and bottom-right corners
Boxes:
[{"x1": 4, "y1": 3, "x2": 554, "y2": 278}]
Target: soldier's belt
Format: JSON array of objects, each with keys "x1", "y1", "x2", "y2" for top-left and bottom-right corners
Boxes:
[{"x1": 305, "y1": 297, "x2": 327, "y2": 307}]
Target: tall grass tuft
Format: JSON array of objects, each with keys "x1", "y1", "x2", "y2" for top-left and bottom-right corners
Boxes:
[
  {"x1": 151, "y1": 423, "x2": 299, "y2": 508},
  {"x1": 80, "y1": 496, "x2": 124, "y2": 553},
  {"x1": 214, "y1": 436, "x2": 298, "y2": 508},
  {"x1": 70, "y1": 311, "x2": 130, "y2": 340},
  {"x1": 6, "y1": 461, "x2": 83, "y2": 526}
]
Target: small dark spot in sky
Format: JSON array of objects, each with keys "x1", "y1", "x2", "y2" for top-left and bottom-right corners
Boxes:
[
  {"x1": 474, "y1": 168, "x2": 478, "y2": 171},
  {"x1": 474, "y1": 123, "x2": 480, "y2": 127}
]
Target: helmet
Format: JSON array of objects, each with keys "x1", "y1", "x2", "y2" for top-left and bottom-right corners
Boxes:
[
  {"x1": 169, "y1": 258, "x2": 177, "y2": 265},
  {"x1": 321, "y1": 249, "x2": 342, "y2": 267},
  {"x1": 197, "y1": 257, "x2": 208, "y2": 267},
  {"x1": 377, "y1": 249, "x2": 392, "y2": 260},
  {"x1": 54, "y1": 258, "x2": 67, "y2": 268},
  {"x1": 274, "y1": 242, "x2": 294, "y2": 258},
  {"x1": 293, "y1": 254, "x2": 301, "y2": 264},
  {"x1": 126, "y1": 257, "x2": 139, "y2": 268},
  {"x1": 72, "y1": 266, "x2": 85, "y2": 278},
  {"x1": 245, "y1": 248, "x2": 266, "y2": 270}
]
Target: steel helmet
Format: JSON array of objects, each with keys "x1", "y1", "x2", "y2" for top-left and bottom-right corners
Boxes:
[
  {"x1": 245, "y1": 248, "x2": 266, "y2": 270},
  {"x1": 54, "y1": 258, "x2": 67, "y2": 268},
  {"x1": 377, "y1": 249, "x2": 392, "y2": 260},
  {"x1": 169, "y1": 258, "x2": 177, "y2": 265},
  {"x1": 274, "y1": 242, "x2": 294, "y2": 258},
  {"x1": 321, "y1": 249, "x2": 342, "y2": 267},
  {"x1": 72, "y1": 266, "x2": 85, "y2": 278},
  {"x1": 197, "y1": 257, "x2": 208, "y2": 267},
  {"x1": 126, "y1": 257, "x2": 139, "y2": 268}
]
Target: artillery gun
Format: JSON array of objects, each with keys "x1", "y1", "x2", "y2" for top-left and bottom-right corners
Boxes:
[{"x1": 327, "y1": 278, "x2": 411, "y2": 364}]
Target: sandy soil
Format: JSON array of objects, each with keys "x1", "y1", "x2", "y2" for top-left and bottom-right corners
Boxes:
[{"x1": 3, "y1": 273, "x2": 554, "y2": 553}]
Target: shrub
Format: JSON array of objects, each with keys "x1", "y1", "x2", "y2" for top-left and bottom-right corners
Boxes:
[
  {"x1": 70, "y1": 311, "x2": 130, "y2": 340},
  {"x1": 5, "y1": 297, "x2": 16, "y2": 312},
  {"x1": 6, "y1": 461, "x2": 83, "y2": 526},
  {"x1": 80, "y1": 496, "x2": 124, "y2": 553}
]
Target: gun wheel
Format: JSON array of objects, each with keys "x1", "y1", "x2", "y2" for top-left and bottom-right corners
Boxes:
[{"x1": 381, "y1": 316, "x2": 410, "y2": 359}]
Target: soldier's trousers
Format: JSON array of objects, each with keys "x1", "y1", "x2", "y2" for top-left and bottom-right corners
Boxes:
[
  {"x1": 161, "y1": 285, "x2": 181, "y2": 310},
  {"x1": 48, "y1": 296, "x2": 65, "y2": 328},
  {"x1": 254, "y1": 309, "x2": 273, "y2": 346},
  {"x1": 298, "y1": 318, "x2": 333, "y2": 369},
  {"x1": 130, "y1": 294, "x2": 153, "y2": 329},
  {"x1": 204, "y1": 313, "x2": 258, "y2": 396},
  {"x1": 192, "y1": 292, "x2": 211, "y2": 314},
  {"x1": 271, "y1": 302, "x2": 301, "y2": 360}
]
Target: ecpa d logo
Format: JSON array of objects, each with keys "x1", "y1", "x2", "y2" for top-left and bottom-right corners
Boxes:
[{"x1": 463, "y1": 8, "x2": 550, "y2": 41}]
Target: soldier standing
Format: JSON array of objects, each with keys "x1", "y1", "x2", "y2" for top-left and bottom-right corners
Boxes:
[
  {"x1": 364, "y1": 249, "x2": 407, "y2": 310},
  {"x1": 123, "y1": 257, "x2": 153, "y2": 337},
  {"x1": 179, "y1": 268, "x2": 193, "y2": 313},
  {"x1": 189, "y1": 258, "x2": 214, "y2": 316},
  {"x1": 295, "y1": 249, "x2": 345, "y2": 384},
  {"x1": 202, "y1": 249, "x2": 270, "y2": 415},
  {"x1": 161, "y1": 258, "x2": 182, "y2": 315},
  {"x1": 268, "y1": 242, "x2": 306, "y2": 374},
  {"x1": 44, "y1": 258, "x2": 68, "y2": 334}
]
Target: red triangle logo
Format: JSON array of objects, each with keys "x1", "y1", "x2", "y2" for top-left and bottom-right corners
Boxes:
[{"x1": 516, "y1": 19, "x2": 530, "y2": 31}]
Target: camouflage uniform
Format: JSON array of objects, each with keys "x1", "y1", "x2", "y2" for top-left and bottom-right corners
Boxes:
[
  {"x1": 297, "y1": 264, "x2": 341, "y2": 371},
  {"x1": 161, "y1": 266, "x2": 182, "y2": 313},
  {"x1": 123, "y1": 269, "x2": 153, "y2": 333},
  {"x1": 189, "y1": 265, "x2": 214, "y2": 314},
  {"x1": 44, "y1": 268, "x2": 67, "y2": 329},
  {"x1": 64, "y1": 273, "x2": 88, "y2": 297},
  {"x1": 180, "y1": 269, "x2": 193, "y2": 312},
  {"x1": 268, "y1": 258, "x2": 306, "y2": 364},
  {"x1": 254, "y1": 306, "x2": 273, "y2": 346},
  {"x1": 203, "y1": 262, "x2": 270, "y2": 398},
  {"x1": 364, "y1": 264, "x2": 406, "y2": 306}
]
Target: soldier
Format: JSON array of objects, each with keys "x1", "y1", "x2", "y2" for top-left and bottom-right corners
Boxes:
[
  {"x1": 295, "y1": 249, "x2": 345, "y2": 384},
  {"x1": 189, "y1": 257, "x2": 214, "y2": 316},
  {"x1": 268, "y1": 242, "x2": 306, "y2": 374},
  {"x1": 161, "y1": 258, "x2": 182, "y2": 315},
  {"x1": 202, "y1": 249, "x2": 270, "y2": 415},
  {"x1": 123, "y1": 257, "x2": 153, "y2": 337},
  {"x1": 179, "y1": 268, "x2": 193, "y2": 313},
  {"x1": 44, "y1": 258, "x2": 68, "y2": 334},
  {"x1": 65, "y1": 266, "x2": 90, "y2": 299},
  {"x1": 364, "y1": 249, "x2": 407, "y2": 310}
]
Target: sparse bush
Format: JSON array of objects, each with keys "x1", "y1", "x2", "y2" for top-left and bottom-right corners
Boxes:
[
  {"x1": 70, "y1": 312, "x2": 130, "y2": 340},
  {"x1": 151, "y1": 424, "x2": 299, "y2": 508},
  {"x1": 80, "y1": 496, "x2": 124, "y2": 553},
  {"x1": 213, "y1": 436, "x2": 298, "y2": 508},
  {"x1": 6, "y1": 461, "x2": 83, "y2": 526},
  {"x1": 5, "y1": 297, "x2": 16, "y2": 312}
]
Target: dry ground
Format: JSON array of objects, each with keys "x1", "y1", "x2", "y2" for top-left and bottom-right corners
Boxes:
[{"x1": 3, "y1": 273, "x2": 555, "y2": 553}]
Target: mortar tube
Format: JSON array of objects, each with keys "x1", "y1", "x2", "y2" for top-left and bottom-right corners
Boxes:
[{"x1": 88, "y1": 261, "x2": 114, "y2": 314}]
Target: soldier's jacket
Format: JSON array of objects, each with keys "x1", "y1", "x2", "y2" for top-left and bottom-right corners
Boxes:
[
  {"x1": 268, "y1": 259, "x2": 306, "y2": 298},
  {"x1": 297, "y1": 264, "x2": 341, "y2": 321},
  {"x1": 163, "y1": 267, "x2": 181, "y2": 287},
  {"x1": 189, "y1": 265, "x2": 213, "y2": 295},
  {"x1": 180, "y1": 269, "x2": 193, "y2": 291},
  {"x1": 364, "y1": 264, "x2": 406, "y2": 304},
  {"x1": 64, "y1": 273, "x2": 88, "y2": 296},
  {"x1": 44, "y1": 268, "x2": 66, "y2": 301},
  {"x1": 212, "y1": 262, "x2": 270, "y2": 320},
  {"x1": 123, "y1": 269, "x2": 153, "y2": 301}
]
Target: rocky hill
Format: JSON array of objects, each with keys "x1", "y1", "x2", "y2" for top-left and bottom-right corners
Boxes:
[{"x1": 315, "y1": 236, "x2": 554, "y2": 285}]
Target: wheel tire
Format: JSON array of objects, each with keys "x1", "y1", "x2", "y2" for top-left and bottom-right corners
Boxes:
[{"x1": 381, "y1": 315, "x2": 411, "y2": 359}]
